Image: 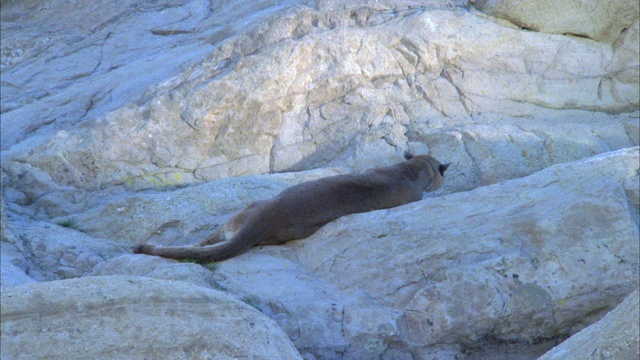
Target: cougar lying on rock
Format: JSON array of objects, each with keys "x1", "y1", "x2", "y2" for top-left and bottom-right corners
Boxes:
[{"x1": 134, "y1": 153, "x2": 450, "y2": 262}]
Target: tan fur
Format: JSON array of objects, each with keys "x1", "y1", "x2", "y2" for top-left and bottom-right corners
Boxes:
[{"x1": 134, "y1": 154, "x2": 450, "y2": 263}]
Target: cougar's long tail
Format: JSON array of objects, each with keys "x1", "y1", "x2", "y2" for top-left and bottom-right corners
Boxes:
[
  {"x1": 134, "y1": 224, "x2": 264, "y2": 263},
  {"x1": 134, "y1": 239, "x2": 255, "y2": 263}
]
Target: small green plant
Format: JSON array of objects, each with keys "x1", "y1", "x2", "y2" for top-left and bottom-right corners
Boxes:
[
  {"x1": 203, "y1": 262, "x2": 218, "y2": 272},
  {"x1": 178, "y1": 258, "x2": 198, "y2": 263},
  {"x1": 56, "y1": 218, "x2": 77, "y2": 229},
  {"x1": 178, "y1": 259, "x2": 220, "y2": 270},
  {"x1": 211, "y1": 281, "x2": 227, "y2": 292}
]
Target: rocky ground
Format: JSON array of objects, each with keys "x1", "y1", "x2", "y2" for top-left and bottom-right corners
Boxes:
[{"x1": 1, "y1": 0, "x2": 639, "y2": 359}]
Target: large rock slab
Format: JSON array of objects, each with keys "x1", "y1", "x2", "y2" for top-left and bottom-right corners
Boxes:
[
  {"x1": 287, "y1": 147, "x2": 638, "y2": 358},
  {"x1": 0, "y1": 276, "x2": 302, "y2": 360},
  {"x1": 539, "y1": 290, "x2": 639, "y2": 360},
  {"x1": 2, "y1": 1, "x2": 637, "y2": 212}
]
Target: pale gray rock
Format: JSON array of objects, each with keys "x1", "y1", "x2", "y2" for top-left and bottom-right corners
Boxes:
[
  {"x1": 316, "y1": 0, "x2": 469, "y2": 11},
  {"x1": 471, "y1": 0, "x2": 639, "y2": 43},
  {"x1": 539, "y1": 290, "x2": 639, "y2": 360},
  {"x1": 0, "y1": 276, "x2": 302, "y2": 360},
  {"x1": 3, "y1": 145, "x2": 638, "y2": 359},
  {"x1": 2, "y1": 193, "x2": 131, "y2": 284},
  {"x1": 9, "y1": 218, "x2": 130, "y2": 281}
]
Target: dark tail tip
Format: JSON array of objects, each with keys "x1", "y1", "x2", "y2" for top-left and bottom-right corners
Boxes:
[{"x1": 133, "y1": 243, "x2": 151, "y2": 254}]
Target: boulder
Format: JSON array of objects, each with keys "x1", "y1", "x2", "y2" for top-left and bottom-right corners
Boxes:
[
  {"x1": 539, "y1": 290, "x2": 639, "y2": 360},
  {"x1": 0, "y1": 276, "x2": 302, "y2": 360}
]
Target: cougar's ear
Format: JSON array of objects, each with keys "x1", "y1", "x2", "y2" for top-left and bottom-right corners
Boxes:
[
  {"x1": 404, "y1": 151, "x2": 414, "y2": 160},
  {"x1": 439, "y1": 163, "x2": 451, "y2": 176}
]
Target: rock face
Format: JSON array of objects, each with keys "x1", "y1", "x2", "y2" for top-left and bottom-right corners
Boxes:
[
  {"x1": 0, "y1": 276, "x2": 302, "y2": 360},
  {"x1": 2, "y1": 0, "x2": 638, "y2": 205},
  {"x1": 1, "y1": 0, "x2": 639, "y2": 359},
  {"x1": 539, "y1": 290, "x2": 639, "y2": 360}
]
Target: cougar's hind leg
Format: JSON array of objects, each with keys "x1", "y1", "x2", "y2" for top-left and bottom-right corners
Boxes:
[
  {"x1": 197, "y1": 200, "x2": 266, "y2": 247},
  {"x1": 195, "y1": 231, "x2": 224, "y2": 246}
]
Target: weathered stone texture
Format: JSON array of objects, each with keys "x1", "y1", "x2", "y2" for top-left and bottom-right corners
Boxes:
[
  {"x1": 472, "y1": 0, "x2": 639, "y2": 43},
  {"x1": 1, "y1": 0, "x2": 639, "y2": 358},
  {"x1": 0, "y1": 276, "x2": 303, "y2": 359}
]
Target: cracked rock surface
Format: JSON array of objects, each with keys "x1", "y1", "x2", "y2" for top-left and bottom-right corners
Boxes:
[{"x1": 1, "y1": 0, "x2": 639, "y2": 359}]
